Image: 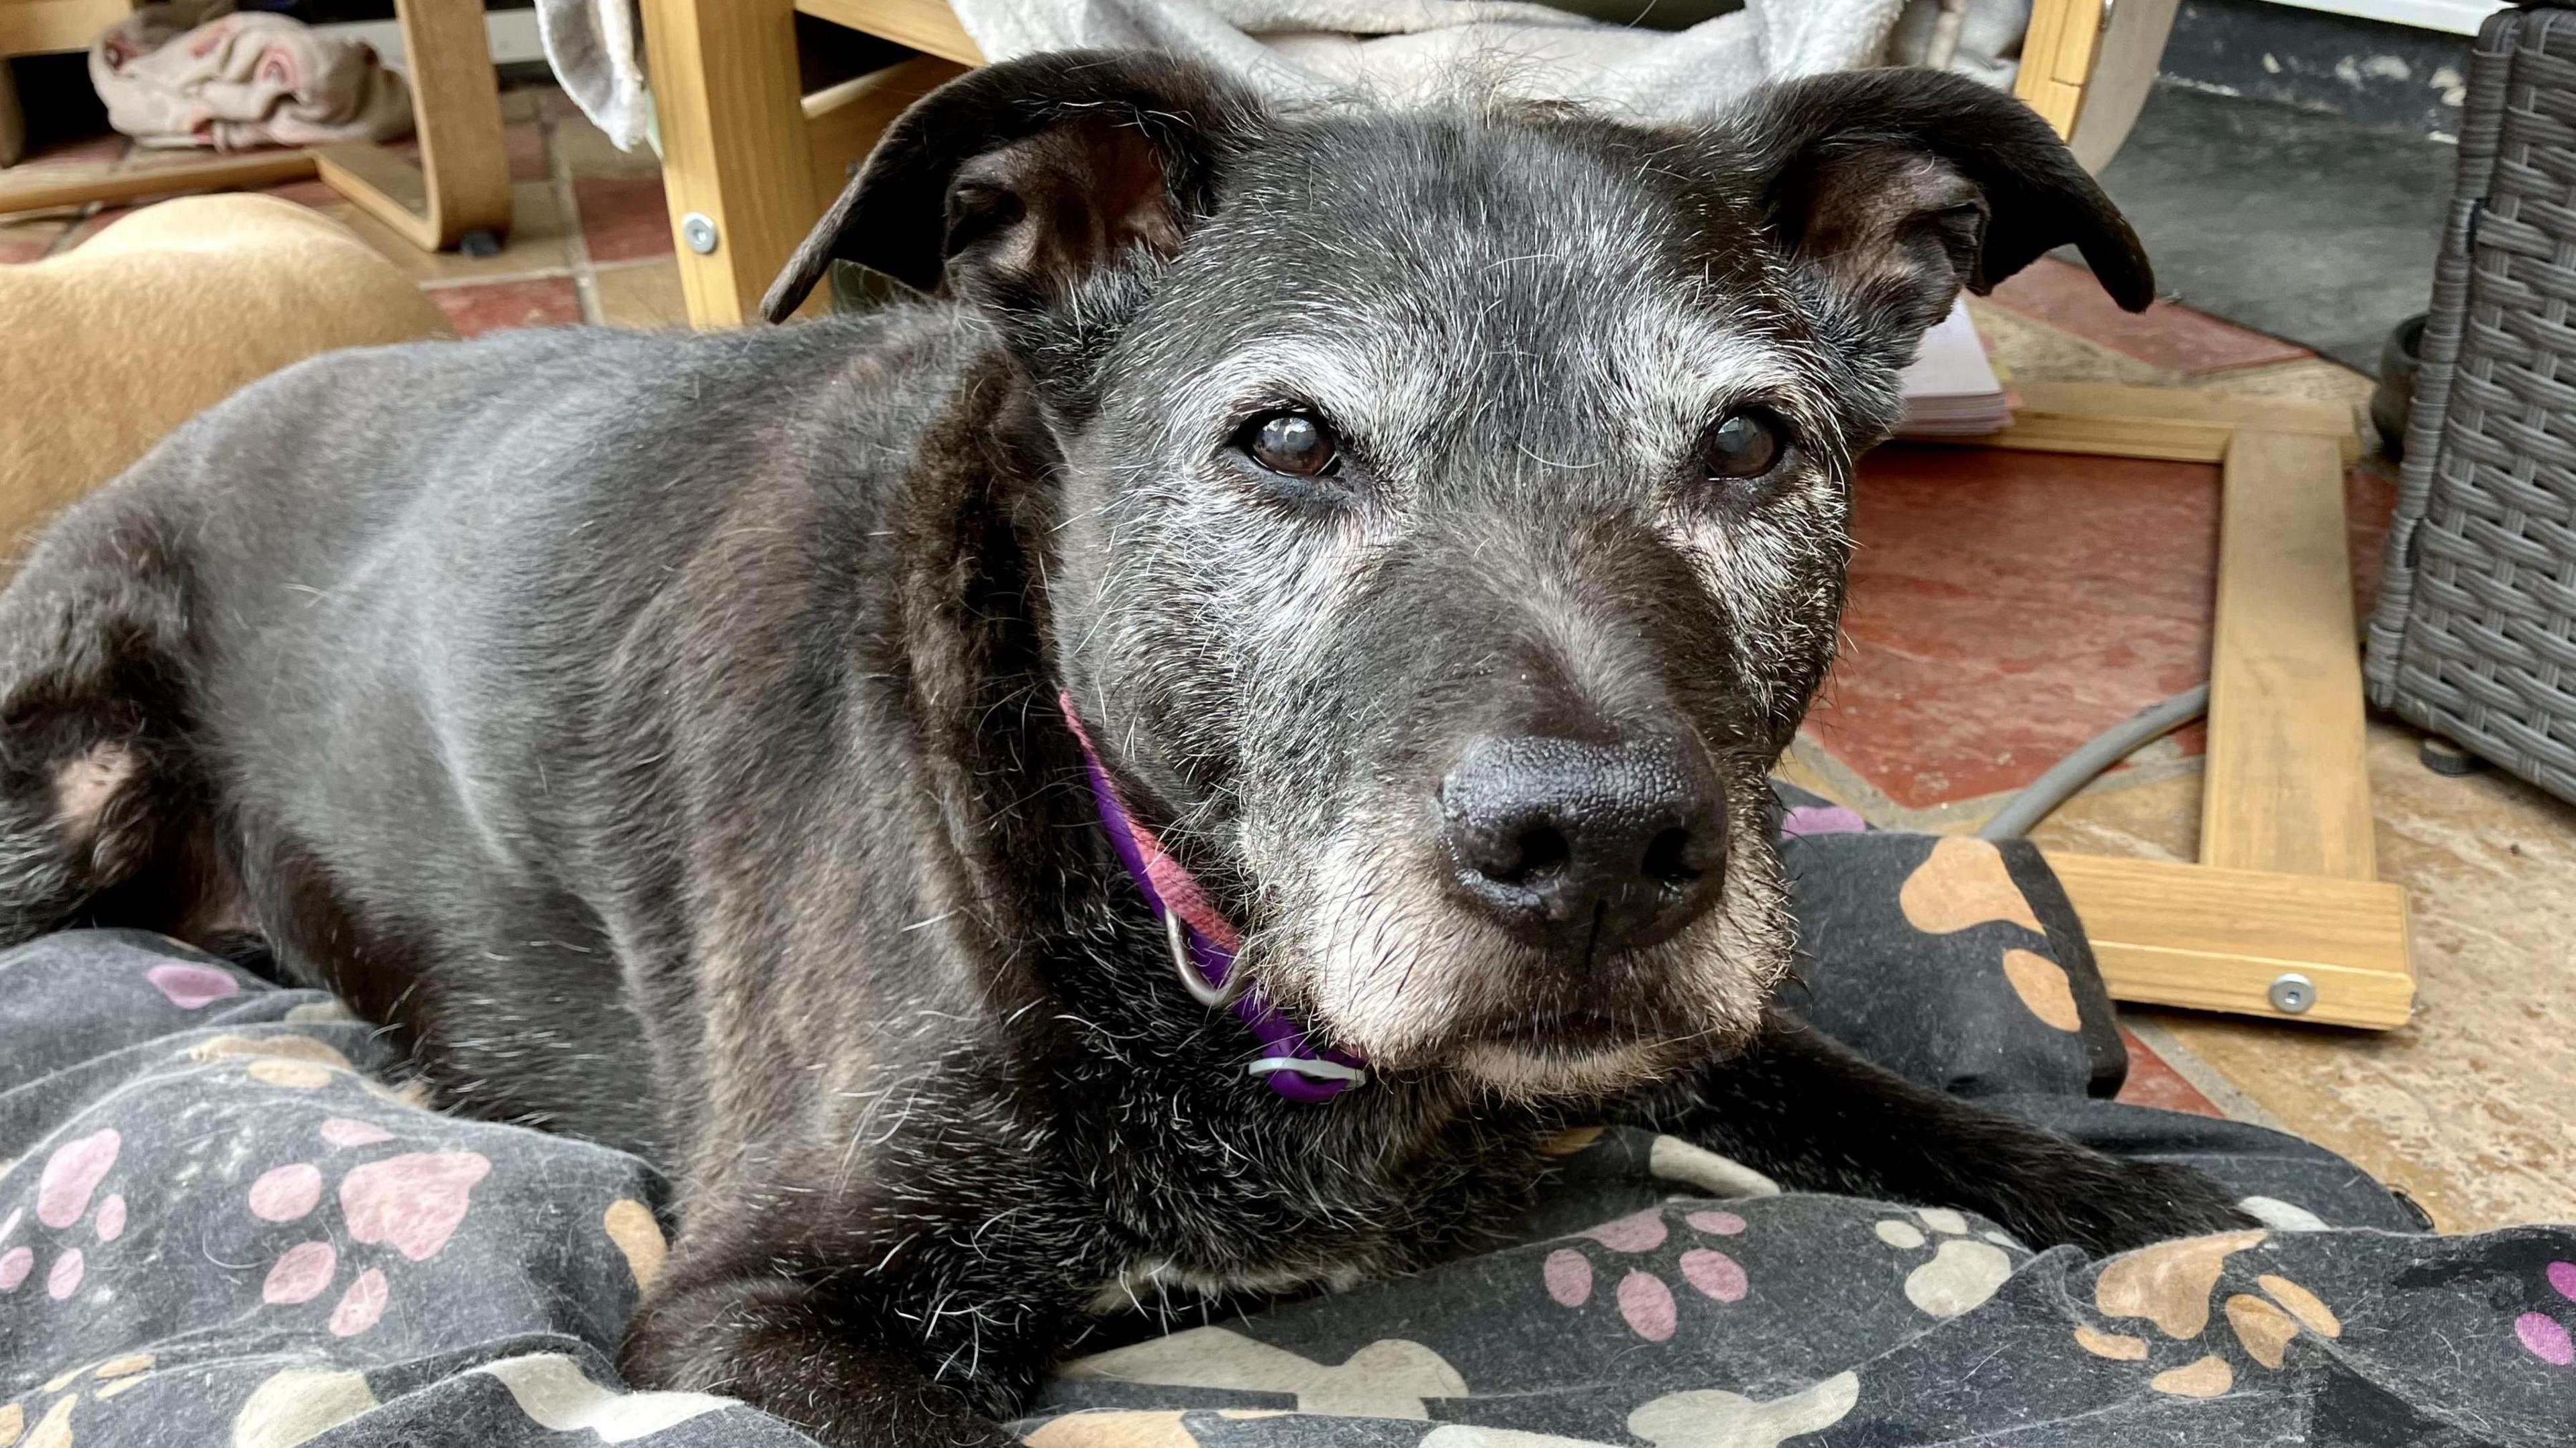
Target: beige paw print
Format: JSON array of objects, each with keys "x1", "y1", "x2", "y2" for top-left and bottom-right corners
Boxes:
[
  {"x1": 0, "y1": 1353, "x2": 158, "y2": 1448},
  {"x1": 1413, "y1": 1371, "x2": 1862, "y2": 1448},
  {"x1": 2073, "y1": 1229, "x2": 2344, "y2": 1397},
  {"x1": 1058, "y1": 1327, "x2": 1465, "y2": 1418},
  {"x1": 1873, "y1": 1207, "x2": 2017, "y2": 1318}
]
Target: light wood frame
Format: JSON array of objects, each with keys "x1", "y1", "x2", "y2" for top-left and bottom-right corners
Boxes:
[
  {"x1": 1927, "y1": 385, "x2": 2416, "y2": 1031},
  {"x1": 638, "y1": 0, "x2": 970, "y2": 328},
  {"x1": 0, "y1": 0, "x2": 509, "y2": 252},
  {"x1": 2017, "y1": 0, "x2": 2182, "y2": 174},
  {"x1": 1998, "y1": 9, "x2": 2414, "y2": 1029}
]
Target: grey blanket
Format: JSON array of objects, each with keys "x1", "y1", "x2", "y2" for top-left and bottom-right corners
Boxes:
[{"x1": 5, "y1": 824, "x2": 2573, "y2": 1447}]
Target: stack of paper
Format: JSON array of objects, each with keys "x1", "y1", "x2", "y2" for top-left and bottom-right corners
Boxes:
[{"x1": 1895, "y1": 299, "x2": 2012, "y2": 437}]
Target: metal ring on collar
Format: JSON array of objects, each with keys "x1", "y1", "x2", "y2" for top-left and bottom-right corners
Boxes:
[
  {"x1": 1246, "y1": 1057, "x2": 1368, "y2": 1085},
  {"x1": 1166, "y1": 907, "x2": 1251, "y2": 1011}
]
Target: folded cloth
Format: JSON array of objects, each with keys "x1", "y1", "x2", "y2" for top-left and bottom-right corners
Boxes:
[
  {"x1": 537, "y1": 0, "x2": 2039, "y2": 156},
  {"x1": 90, "y1": 1, "x2": 413, "y2": 152}
]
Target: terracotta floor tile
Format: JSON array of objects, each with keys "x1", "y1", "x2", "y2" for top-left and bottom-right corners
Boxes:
[
  {"x1": 427, "y1": 276, "x2": 582, "y2": 338},
  {"x1": 533, "y1": 87, "x2": 591, "y2": 122},
  {"x1": 575, "y1": 176, "x2": 674, "y2": 263},
  {"x1": 2349, "y1": 463, "x2": 2398, "y2": 618},
  {"x1": 498, "y1": 87, "x2": 549, "y2": 124},
  {"x1": 553, "y1": 114, "x2": 661, "y2": 180},
  {"x1": 323, "y1": 180, "x2": 567, "y2": 282},
  {"x1": 594, "y1": 260, "x2": 688, "y2": 329},
  {"x1": 0, "y1": 218, "x2": 66, "y2": 264},
  {"x1": 1803, "y1": 446, "x2": 2222, "y2": 810},
  {"x1": 506, "y1": 121, "x2": 549, "y2": 181},
  {"x1": 2114, "y1": 1025, "x2": 2224, "y2": 1118},
  {"x1": 1987, "y1": 258, "x2": 2313, "y2": 376}
]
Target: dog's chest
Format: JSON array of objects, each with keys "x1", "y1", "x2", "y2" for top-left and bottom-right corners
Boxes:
[{"x1": 1073, "y1": 1100, "x2": 1552, "y2": 1316}]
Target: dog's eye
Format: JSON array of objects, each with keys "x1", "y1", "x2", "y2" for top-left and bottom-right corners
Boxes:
[
  {"x1": 1242, "y1": 412, "x2": 1339, "y2": 478},
  {"x1": 1700, "y1": 411, "x2": 1784, "y2": 481}
]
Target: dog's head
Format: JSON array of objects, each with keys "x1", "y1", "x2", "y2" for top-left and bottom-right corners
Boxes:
[{"x1": 775, "y1": 53, "x2": 2149, "y2": 1100}]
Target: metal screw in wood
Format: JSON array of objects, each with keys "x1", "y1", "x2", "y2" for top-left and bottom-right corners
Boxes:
[{"x1": 2268, "y1": 973, "x2": 2316, "y2": 1015}]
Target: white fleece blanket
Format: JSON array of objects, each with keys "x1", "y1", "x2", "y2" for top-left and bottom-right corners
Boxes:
[{"x1": 538, "y1": 0, "x2": 2039, "y2": 153}]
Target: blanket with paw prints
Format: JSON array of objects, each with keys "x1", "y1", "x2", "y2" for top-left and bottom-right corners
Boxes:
[{"x1": 2, "y1": 809, "x2": 2571, "y2": 1447}]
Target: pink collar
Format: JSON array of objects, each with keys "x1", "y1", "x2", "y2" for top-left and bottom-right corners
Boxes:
[{"x1": 1060, "y1": 693, "x2": 1366, "y2": 1103}]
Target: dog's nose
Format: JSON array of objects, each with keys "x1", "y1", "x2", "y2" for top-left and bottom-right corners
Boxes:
[{"x1": 1437, "y1": 733, "x2": 1725, "y2": 954}]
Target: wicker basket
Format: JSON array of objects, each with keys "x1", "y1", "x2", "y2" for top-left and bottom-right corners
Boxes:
[{"x1": 2367, "y1": 2, "x2": 2576, "y2": 805}]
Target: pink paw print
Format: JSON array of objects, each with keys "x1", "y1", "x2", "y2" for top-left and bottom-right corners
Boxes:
[
  {"x1": 146, "y1": 962, "x2": 241, "y2": 1011},
  {"x1": 1, "y1": 1127, "x2": 129, "y2": 1305},
  {"x1": 246, "y1": 1117, "x2": 490, "y2": 1337},
  {"x1": 1541, "y1": 1207, "x2": 1750, "y2": 1341},
  {"x1": 2515, "y1": 1262, "x2": 2576, "y2": 1367}
]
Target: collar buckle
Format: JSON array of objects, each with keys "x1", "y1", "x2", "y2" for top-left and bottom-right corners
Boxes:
[{"x1": 1165, "y1": 908, "x2": 1252, "y2": 1012}]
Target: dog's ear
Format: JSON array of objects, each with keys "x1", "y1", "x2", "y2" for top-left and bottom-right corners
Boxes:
[
  {"x1": 761, "y1": 51, "x2": 1259, "y2": 325},
  {"x1": 1731, "y1": 68, "x2": 2151, "y2": 358}
]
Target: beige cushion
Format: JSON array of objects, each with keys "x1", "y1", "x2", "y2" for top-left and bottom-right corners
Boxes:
[{"x1": 0, "y1": 192, "x2": 451, "y2": 563}]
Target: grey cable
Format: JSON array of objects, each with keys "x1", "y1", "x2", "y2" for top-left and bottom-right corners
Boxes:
[{"x1": 1976, "y1": 684, "x2": 2212, "y2": 840}]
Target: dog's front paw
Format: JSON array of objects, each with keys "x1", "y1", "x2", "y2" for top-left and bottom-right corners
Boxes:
[{"x1": 2015, "y1": 1155, "x2": 2261, "y2": 1258}]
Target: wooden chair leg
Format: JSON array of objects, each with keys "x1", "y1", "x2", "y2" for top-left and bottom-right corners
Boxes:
[
  {"x1": 314, "y1": 0, "x2": 512, "y2": 251},
  {"x1": 2016, "y1": 0, "x2": 2102, "y2": 140},
  {"x1": 639, "y1": 0, "x2": 816, "y2": 327},
  {"x1": 2016, "y1": 0, "x2": 2183, "y2": 173},
  {"x1": 2068, "y1": 0, "x2": 2182, "y2": 173}
]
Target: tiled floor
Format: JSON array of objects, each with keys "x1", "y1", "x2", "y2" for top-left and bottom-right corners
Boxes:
[
  {"x1": 0, "y1": 83, "x2": 688, "y2": 336},
  {"x1": 5, "y1": 85, "x2": 2571, "y2": 1233}
]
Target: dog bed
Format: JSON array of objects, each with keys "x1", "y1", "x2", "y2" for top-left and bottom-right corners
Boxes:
[
  {"x1": 0, "y1": 192, "x2": 451, "y2": 564},
  {"x1": 1, "y1": 809, "x2": 2570, "y2": 1447}
]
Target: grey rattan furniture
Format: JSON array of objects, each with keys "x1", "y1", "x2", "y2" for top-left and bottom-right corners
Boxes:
[{"x1": 2367, "y1": 1, "x2": 2576, "y2": 805}]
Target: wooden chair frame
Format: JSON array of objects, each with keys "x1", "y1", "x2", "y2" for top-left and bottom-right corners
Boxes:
[
  {"x1": 0, "y1": 0, "x2": 510, "y2": 252},
  {"x1": 2017, "y1": 0, "x2": 2182, "y2": 173}
]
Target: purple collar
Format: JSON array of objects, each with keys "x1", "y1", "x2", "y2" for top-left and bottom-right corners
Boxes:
[{"x1": 1060, "y1": 693, "x2": 1366, "y2": 1103}]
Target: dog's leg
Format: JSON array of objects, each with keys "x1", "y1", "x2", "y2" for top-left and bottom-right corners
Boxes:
[
  {"x1": 621, "y1": 1259, "x2": 1041, "y2": 1448},
  {"x1": 0, "y1": 492, "x2": 226, "y2": 947},
  {"x1": 1635, "y1": 1013, "x2": 2256, "y2": 1255}
]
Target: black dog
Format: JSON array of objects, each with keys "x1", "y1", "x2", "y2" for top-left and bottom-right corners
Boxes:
[{"x1": 0, "y1": 52, "x2": 2249, "y2": 1446}]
